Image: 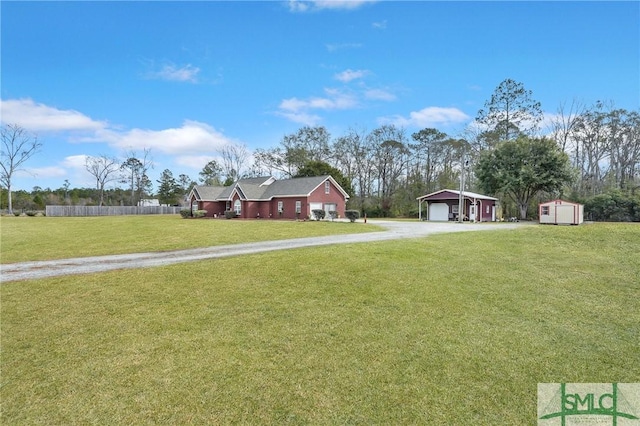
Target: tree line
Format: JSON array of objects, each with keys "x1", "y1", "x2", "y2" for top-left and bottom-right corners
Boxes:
[{"x1": 2, "y1": 79, "x2": 639, "y2": 220}]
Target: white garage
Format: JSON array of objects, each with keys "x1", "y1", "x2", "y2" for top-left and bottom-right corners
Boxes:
[{"x1": 428, "y1": 203, "x2": 449, "y2": 221}]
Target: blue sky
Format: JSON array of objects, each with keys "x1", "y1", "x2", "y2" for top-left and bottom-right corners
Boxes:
[{"x1": 2, "y1": 0, "x2": 638, "y2": 191}]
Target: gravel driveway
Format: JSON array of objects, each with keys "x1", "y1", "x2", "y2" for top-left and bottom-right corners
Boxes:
[{"x1": 1, "y1": 221, "x2": 525, "y2": 283}]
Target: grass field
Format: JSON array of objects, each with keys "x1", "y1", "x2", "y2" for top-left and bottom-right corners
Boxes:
[
  {"x1": 0, "y1": 215, "x2": 382, "y2": 263},
  {"x1": 1, "y1": 222, "x2": 639, "y2": 424}
]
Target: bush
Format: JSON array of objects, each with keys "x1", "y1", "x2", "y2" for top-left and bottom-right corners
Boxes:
[
  {"x1": 224, "y1": 210, "x2": 236, "y2": 219},
  {"x1": 25, "y1": 210, "x2": 37, "y2": 217},
  {"x1": 194, "y1": 210, "x2": 208, "y2": 218},
  {"x1": 180, "y1": 209, "x2": 192, "y2": 218},
  {"x1": 584, "y1": 190, "x2": 640, "y2": 222},
  {"x1": 13, "y1": 211, "x2": 21, "y2": 216},
  {"x1": 328, "y1": 210, "x2": 338, "y2": 220},
  {"x1": 344, "y1": 210, "x2": 360, "y2": 222},
  {"x1": 312, "y1": 209, "x2": 325, "y2": 221}
]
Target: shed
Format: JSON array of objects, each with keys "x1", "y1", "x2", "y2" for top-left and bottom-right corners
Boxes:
[{"x1": 539, "y1": 200, "x2": 583, "y2": 225}]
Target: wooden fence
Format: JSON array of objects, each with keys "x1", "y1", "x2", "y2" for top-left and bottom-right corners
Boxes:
[{"x1": 45, "y1": 205, "x2": 184, "y2": 217}]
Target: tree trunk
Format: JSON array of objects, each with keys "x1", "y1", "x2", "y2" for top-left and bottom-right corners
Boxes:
[
  {"x1": 519, "y1": 203, "x2": 528, "y2": 220},
  {"x1": 7, "y1": 184, "x2": 13, "y2": 214}
]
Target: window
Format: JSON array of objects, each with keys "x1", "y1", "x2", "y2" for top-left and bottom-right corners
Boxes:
[
  {"x1": 278, "y1": 201, "x2": 283, "y2": 213},
  {"x1": 452, "y1": 205, "x2": 459, "y2": 214},
  {"x1": 295, "y1": 201, "x2": 301, "y2": 214},
  {"x1": 541, "y1": 206, "x2": 550, "y2": 215},
  {"x1": 486, "y1": 206, "x2": 490, "y2": 214},
  {"x1": 325, "y1": 181, "x2": 330, "y2": 194},
  {"x1": 234, "y1": 199, "x2": 242, "y2": 215}
]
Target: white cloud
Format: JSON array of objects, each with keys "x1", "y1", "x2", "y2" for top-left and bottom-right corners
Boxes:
[
  {"x1": 364, "y1": 88, "x2": 397, "y2": 102},
  {"x1": 372, "y1": 20, "x2": 387, "y2": 29},
  {"x1": 276, "y1": 88, "x2": 359, "y2": 124},
  {"x1": 334, "y1": 69, "x2": 369, "y2": 83},
  {"x1": 16, "y1": 155, "x2": 92, "y2": 187},
  {"x1": 147, "y1": 64, "x2": 200, "y2": 83},
  {"x1": 288, "y1": 0, "x2": 376, "y2": 12},
  {"x1": 379, "y1": 107, "x2": 470, "y2": 128},
  {"x1": 279, "y1": 88, "x2": 358, "y2": 112},
  {"x1": 0, "y1": 98, "x2": 107, "y2": 133},
  {"x1": 94, "y1": 120, "x2": 238, "y2": 155},
  {"x1": 62, "y1": 155, "x2": 90, "y2": 169},
  {"x1": 277, "y1": 111, "x2": 323, "y2": 127},
  {"x1": 174, "y1": 155, "x2": 218, "y2": 170},
  {"x1": 15, "y1": 165, "x2": 66, "y2": 180}
]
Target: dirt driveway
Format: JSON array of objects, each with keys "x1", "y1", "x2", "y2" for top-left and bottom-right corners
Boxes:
[{"x1": 1, "y1": 221, "x2": 526, "y2": 283}]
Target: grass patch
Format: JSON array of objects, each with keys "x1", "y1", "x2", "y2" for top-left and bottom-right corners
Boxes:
[
  {"x1": 2, "y1": 223, "x2": 639, "y2": 424},
  {"x1": 0, "y1": 215, "x2": 381, "y2": 263}
]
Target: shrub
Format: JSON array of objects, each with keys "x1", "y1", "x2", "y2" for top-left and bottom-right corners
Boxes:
[
  {"x1": 329, "y1": 210, "x2": 338, "y2": 220},
  {"x1": 224, "y1": 210, "x2": 236, "y2": 219},
  {"x1": 194, "y1": 210, "x2": 208, "y2": 218},
  {"x1": 344, "y1": 210, "x2": 360, "y2": 222},
  {"x1": 180, "y1": 209, "x2": 192, "y2": 218},
  {"x1": 584, "y1": 190, "x2": 640, "y2": 222},
  {"x1": 312, "y1": 209, "x2": 325, "y2": 221},
  {"x1": 25, "y1": 210, "x2": 37, "y2": 217},
  {"x1": 13, "y1": 211, "x2": 21, "y2": 216}
]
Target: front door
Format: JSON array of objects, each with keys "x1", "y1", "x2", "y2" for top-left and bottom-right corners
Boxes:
[{"x1": 469, "y1": 204, "x2": 476, "y2": 221}]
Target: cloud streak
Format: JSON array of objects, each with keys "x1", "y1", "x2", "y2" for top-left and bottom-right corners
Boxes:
[
  {"x1": 288, "y1": 0, "x2": 376, "y2": 13},
  {"x1": 379, "y1": 107, "x2": 470, "y2": 128},
  {"x1": 2, "y1": 98, "x2": 240, "y2": 158},
  {"x1": 334, "y1": 69, "x2": 369, "y2": 83},
  {"x1": 146, "y1": 63, "x2": 201, "y2": 83},
  {"x1": 1, "y1": 98, "x2": 107, "y2": 132},
  {"x1": 276, "y1": 88, "x2": 359, "y2": 125}
]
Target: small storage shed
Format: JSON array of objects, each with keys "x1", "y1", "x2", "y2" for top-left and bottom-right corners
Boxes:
[{"x1": 539, "y1": 200, "x2": 583, "y2": 225}]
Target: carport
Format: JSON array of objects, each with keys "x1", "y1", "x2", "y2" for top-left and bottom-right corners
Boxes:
[{"x1": 417, "y1": 189, "x2": 498, "y2": 222}]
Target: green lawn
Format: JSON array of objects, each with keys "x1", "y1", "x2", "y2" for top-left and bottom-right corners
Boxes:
[
  {"x1": 0, "y1": 215, "x2": 382, "y2": 263},
  {"x1": 2, "y1": 223, "x2": 639, "y2": 424}
]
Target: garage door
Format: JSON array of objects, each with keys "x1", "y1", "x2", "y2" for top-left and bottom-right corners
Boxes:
[
  {"x1": 309, "y1": 202, "x2": 323, "y2": 219},
  {"x1": 429, "y1": 203, "x2": 449, "y2": 221}
]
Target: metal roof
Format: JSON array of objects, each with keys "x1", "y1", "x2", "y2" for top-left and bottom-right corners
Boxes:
[{"x1": 416, "y1": 189, "x2": 498, "y2": 201}]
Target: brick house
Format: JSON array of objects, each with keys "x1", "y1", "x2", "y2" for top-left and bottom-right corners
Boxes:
[{"x1": 188, "y1": 175, "x2": 350, "y2": 219}]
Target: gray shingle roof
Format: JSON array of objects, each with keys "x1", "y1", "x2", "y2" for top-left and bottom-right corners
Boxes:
[{"x1": 190, "y1": 175, "x2": 349, "y2": 201}]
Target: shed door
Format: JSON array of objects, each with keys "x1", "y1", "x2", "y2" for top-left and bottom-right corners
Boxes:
[
  {"x1": 429, "y1": 203, "x2": 449, "y2": 221},
  {"x1": 556, "y1": 205, "x2": 576, "y2": 224}
]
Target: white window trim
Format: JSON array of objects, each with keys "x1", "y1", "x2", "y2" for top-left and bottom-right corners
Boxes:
[
  {"x1": 324, "y1": 181, "x2": 330, "y2": 194},
  {"x1": 295, "y1": 201, "x2": 301, "y2": 213},
  {"x1": 277, "y1": 201, "x2": 283, "y2": 212},
  {"x1": 234, "y1": 199, "x2": 242, "y2": 215}
]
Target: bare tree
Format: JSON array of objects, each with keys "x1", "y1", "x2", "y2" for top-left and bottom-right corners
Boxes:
[
  {"x1": 85, "y1": 155, "x2": 122, "y2": 206},
  {"x1": 219, "y1": 143, "x2": 250, "y2": 183},
  {"x1": 550, "y1": 99, "x2": 585, "y2": 153},
  {"x1": 121, "y1": 148, "x2": 153, "y2": 205},
  {"x1": 1, "y1": 124, "x2": 43, "y2": 213}
]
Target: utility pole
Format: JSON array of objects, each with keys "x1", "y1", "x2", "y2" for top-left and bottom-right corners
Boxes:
[{"x1": 458, "y1": 157, "x2": 468, "y2": 223}]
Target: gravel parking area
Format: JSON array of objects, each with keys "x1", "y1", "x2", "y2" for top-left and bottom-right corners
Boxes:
[{"x1": 1, "y1": 221, "x2": 526, "y2": 283}]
